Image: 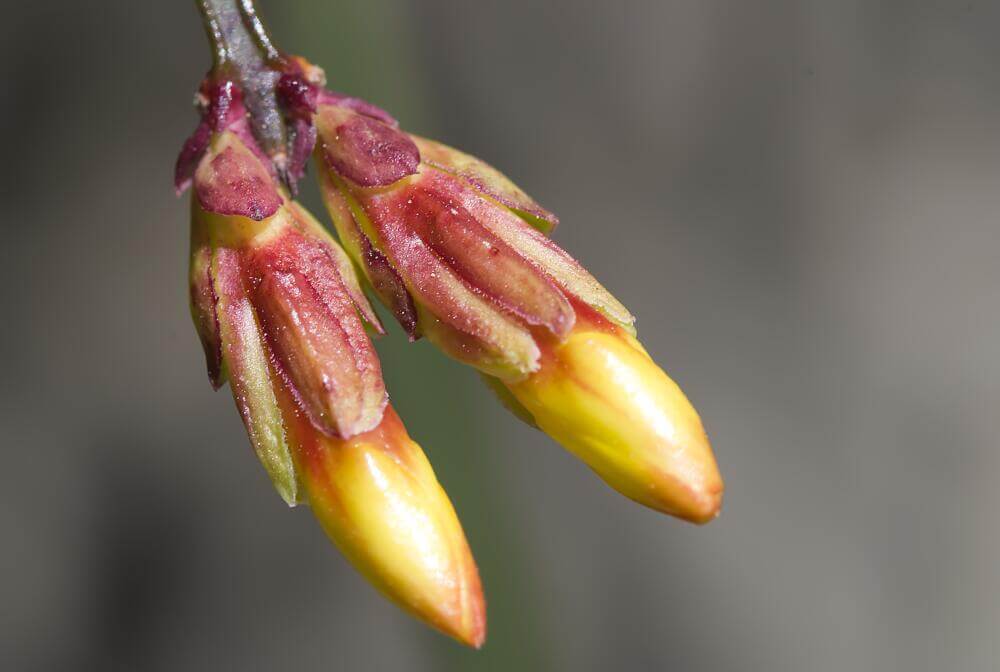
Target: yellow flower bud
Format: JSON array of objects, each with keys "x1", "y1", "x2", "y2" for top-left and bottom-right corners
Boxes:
[
  {"x1": 506, "y1": 327, "x2": 723, "y2": 524},
  {"x1": 290, "y1": 403, "x2": 487, "y2": 647}
]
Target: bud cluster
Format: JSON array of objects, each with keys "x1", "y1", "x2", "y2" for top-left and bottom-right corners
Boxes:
[{"x1": 177, "y1": 37, "x2": 722, "y2": 645}]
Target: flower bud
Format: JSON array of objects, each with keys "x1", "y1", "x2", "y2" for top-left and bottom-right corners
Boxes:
[
  {"x1": 505, "y1": 322, "x2": 723, "y2": 523},
  {"x1": 286, "y1": 399, "x2": 487, "y2": 647},
  {"x1": 178, "y1": 84, "x2": 486, "y2": 643},
  {"x1": 314, "y1": 101, "x2": 723, "y2": 521}
]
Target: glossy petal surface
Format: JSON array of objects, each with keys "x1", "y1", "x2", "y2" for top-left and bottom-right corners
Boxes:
[
  {"x1": 290, "y1": 405, "x2": 486, "y2": 647},
  {"x1": 507, "y1": 329, "x2": 723, "y2": 523}
]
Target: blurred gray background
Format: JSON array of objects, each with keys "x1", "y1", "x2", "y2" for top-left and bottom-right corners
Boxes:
[{"x1": 3, "y1": 1, "x2": 999, "y2": 670}]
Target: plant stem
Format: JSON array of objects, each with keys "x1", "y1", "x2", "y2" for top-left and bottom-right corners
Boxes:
[
  {"x1": 196, "y1": 0, "x2": 278, "y2": 68},
  {"x1": 194, "y1": 0, "x2": 287, "y2": 169}
]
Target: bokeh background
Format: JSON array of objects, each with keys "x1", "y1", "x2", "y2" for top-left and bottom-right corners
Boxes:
[{"x1": 3, "y1": 1, "x2": 999, "y2": 670}]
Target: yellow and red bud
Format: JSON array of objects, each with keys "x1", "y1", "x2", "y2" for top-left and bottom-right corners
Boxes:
[
  {"x1": 191, "y1": 221, "x2": 390, "y2": 498},
  {"x1": 186, "y1": 125, "x2": 390, "y2": 501},
  {"x1": 313, "y1": 102, "x2": 723, "y2": 522},
  {"x1": 178, "y1": 21, "x2": 727, "y2": 642},
  {"x1": 506, "y1": 319, "x2": 723, "y2": 524},
  {"x1": 287, "y1": 402, "x2": 487, "y2": 647},
  {"x1": 181, "y1": 107, "x2": 485, "y2": 643}
]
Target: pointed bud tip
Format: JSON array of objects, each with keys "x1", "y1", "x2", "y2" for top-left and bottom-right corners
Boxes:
[
  {"x1": 639, "y1": 422, "x2": 723, "y2": 524},
  {"x1": 691, "y1": 492, "x2": 724, "y2": 525},
  {"x1": 657, "y1": 480, "x2": 724, "y2": 525},
  {"x1": 295, "y1": 408, "x2": 486, "y2": 646},
  {"x1": 424, "y1": 585, "x2": 487, "y2": 648},
  {"x1": 457, "y1": 616, "x2": 487, "y2": 649},
  {"x1": 505, "y1": 329, "x2": 724, "y2": 524}
]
